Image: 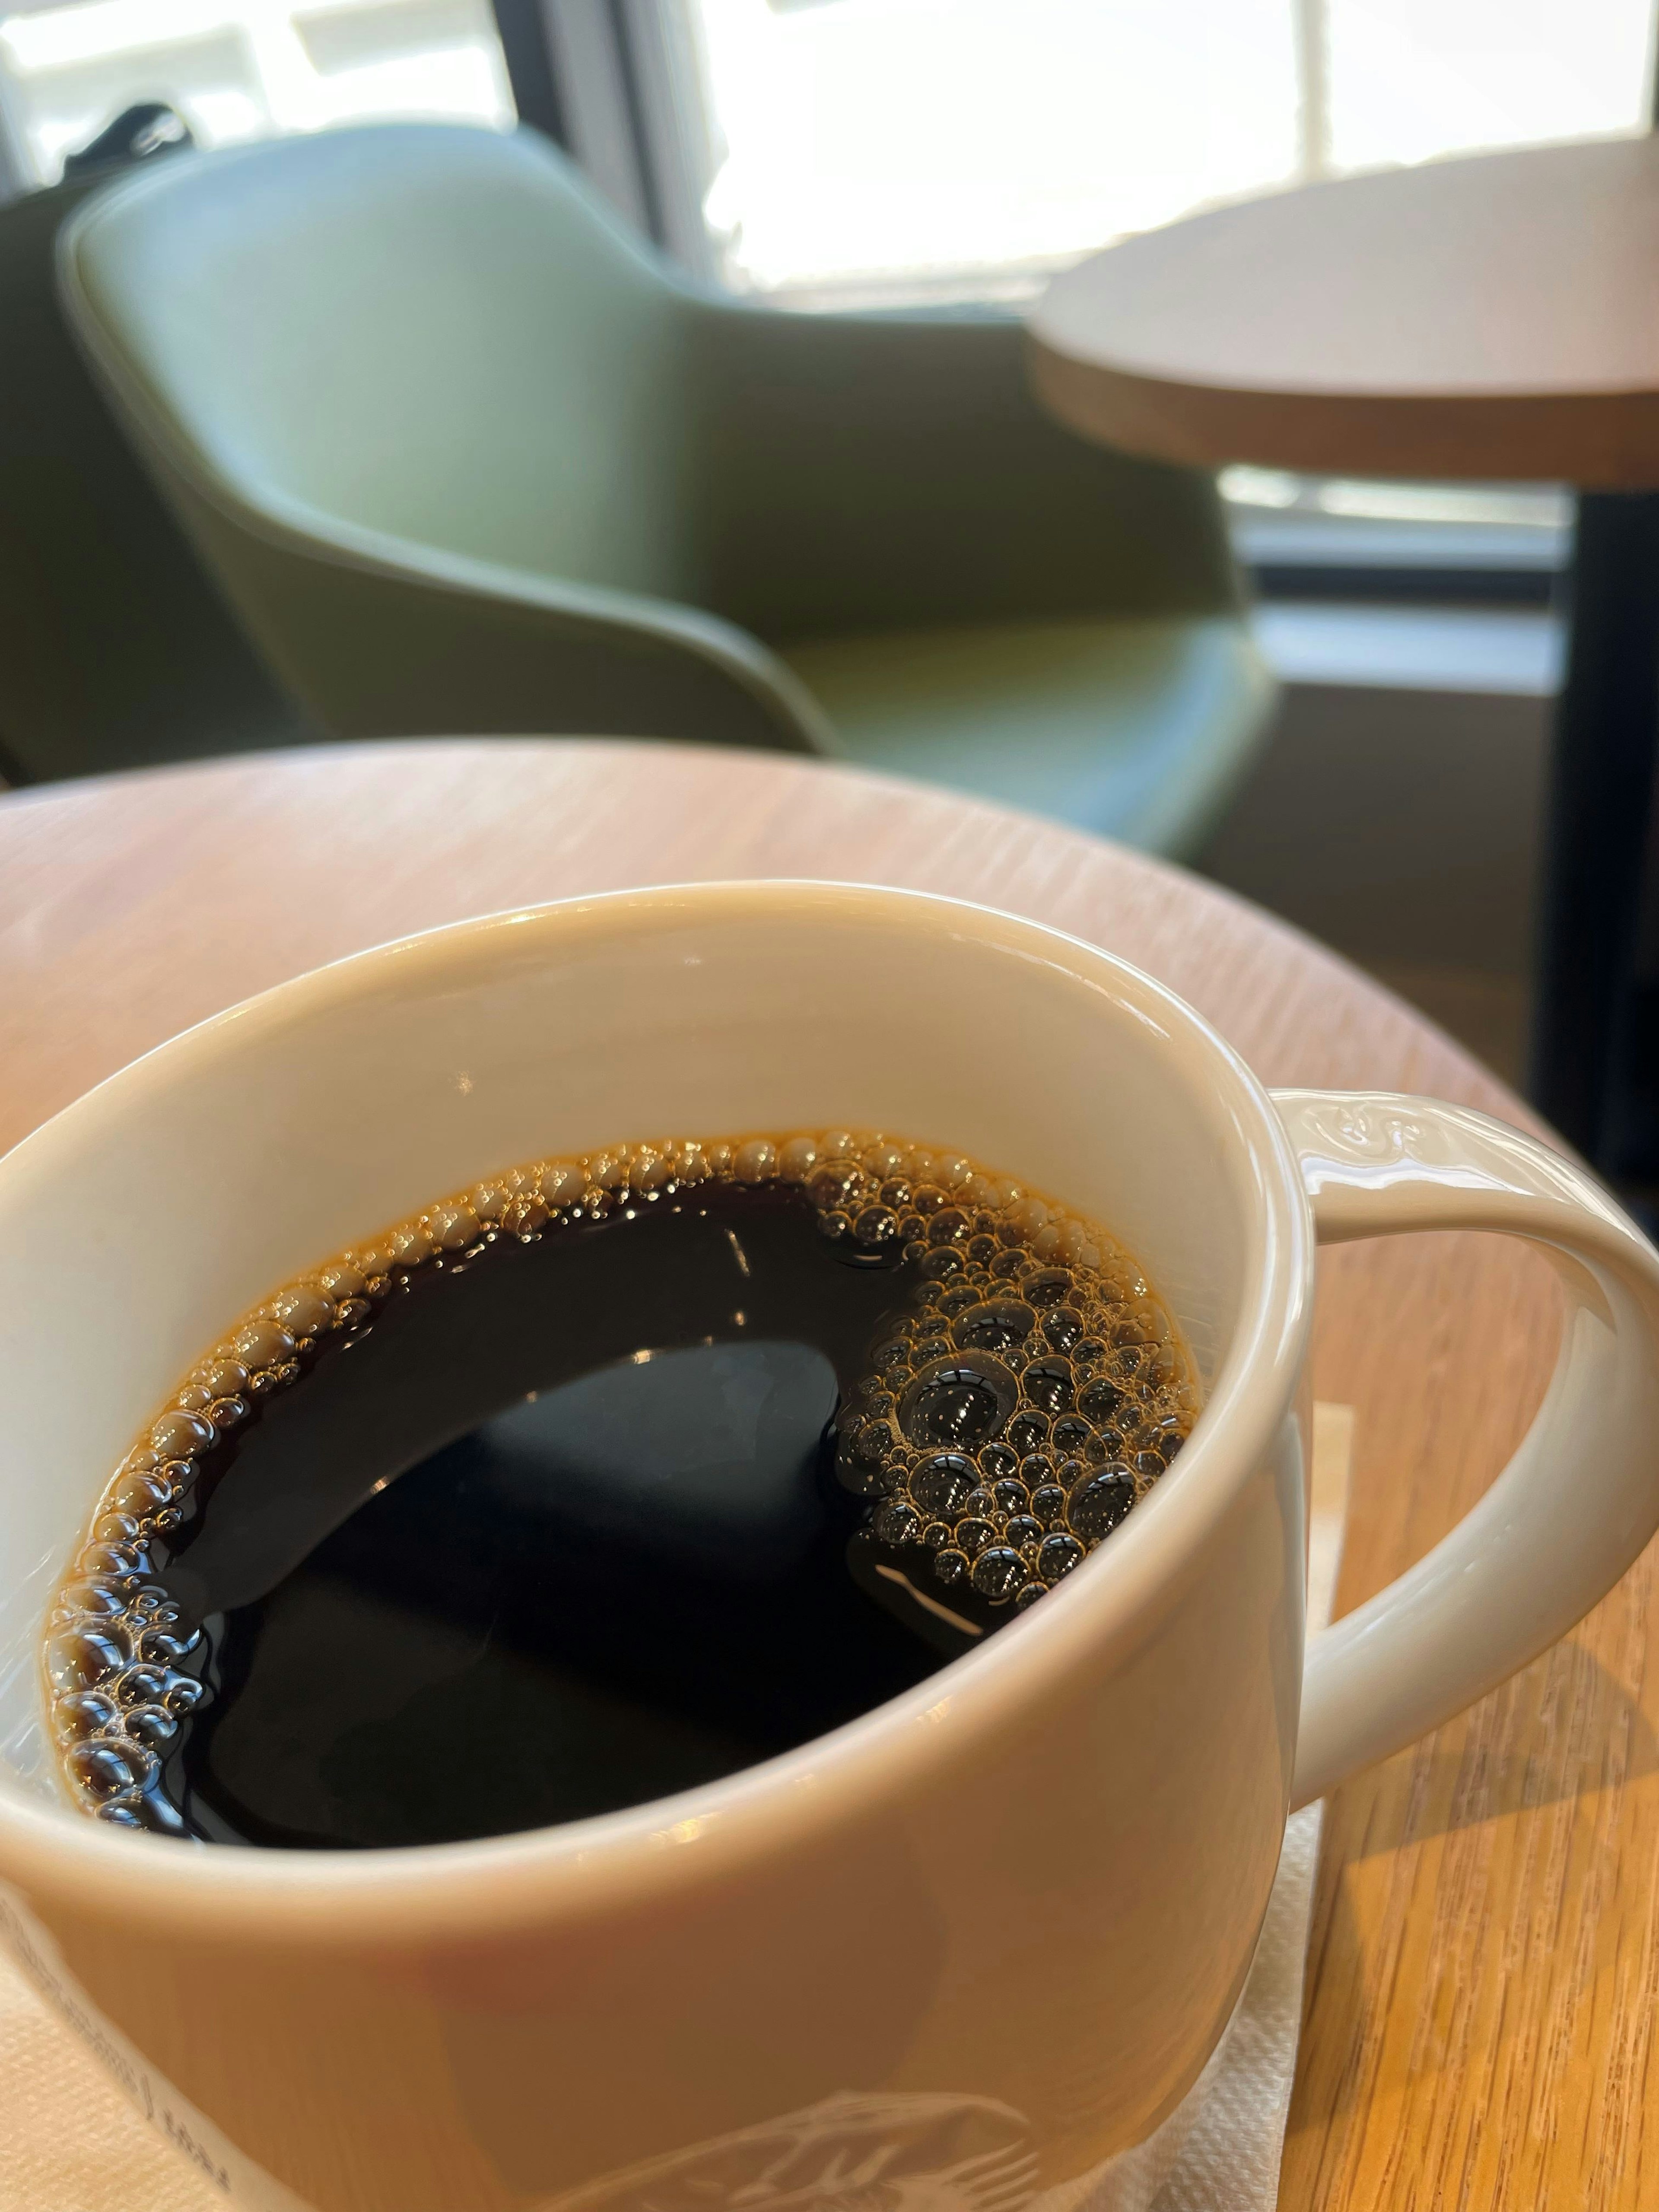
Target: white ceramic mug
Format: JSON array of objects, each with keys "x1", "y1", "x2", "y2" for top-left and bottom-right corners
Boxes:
[{"x1": 1, "y1": 880, "x2": 1657, "y2": 2212}]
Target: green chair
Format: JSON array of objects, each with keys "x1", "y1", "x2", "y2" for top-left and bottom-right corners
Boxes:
[
  {"x1": 0, "y1": 171, "x2": 306, "y2": 785},
  {"x1": 59, "y1": 122, "x2": 1273, "y2": 853}
]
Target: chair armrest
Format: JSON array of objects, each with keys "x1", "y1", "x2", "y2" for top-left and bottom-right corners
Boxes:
[
  {"x1": 686, "y1": 302, "x2": 1243, "y2": 645},
  {"x1": 137, "y1": 466, "x2": 835, "y2": 755}
]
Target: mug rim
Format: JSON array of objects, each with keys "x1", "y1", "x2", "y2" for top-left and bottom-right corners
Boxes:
[{"x1": 0, "y1": 880, "x2": 1313, "y2": 1937}]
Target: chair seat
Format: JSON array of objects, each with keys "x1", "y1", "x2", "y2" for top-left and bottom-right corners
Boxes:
[{"x1": 783, "y1": 613, "x2": 1274, "y2": 860}]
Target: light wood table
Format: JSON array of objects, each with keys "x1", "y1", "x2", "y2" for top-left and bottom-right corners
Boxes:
[
  {"x1": 1030, "y1": 133, "x2": 1659, "y2": 1199},
  {"x1": 1, "y1": 740, "x2": 1649, "y2": 2209}
]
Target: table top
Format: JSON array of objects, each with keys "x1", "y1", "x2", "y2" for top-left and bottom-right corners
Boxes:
[
  {"x1": 1029, "y1": 133, "x2": 1659, "y2": 486},
  {"x1": 1, "y1": 738, "x2": 1651, "y2": 2211}
]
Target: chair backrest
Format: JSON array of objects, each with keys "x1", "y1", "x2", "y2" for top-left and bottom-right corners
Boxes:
[
  {"x1": 0, "y1": 172, "x2": 308, "y2": 784},
  {"x1": 60, "y1": 124, "x2": 704, "y2": 603}
]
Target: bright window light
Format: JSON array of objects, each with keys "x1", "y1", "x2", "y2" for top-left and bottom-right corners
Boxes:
[
  {"x1": 1315, "y1": 479, "x2": 1571, "y2": 528},
  {"x1": 0, "y1": 0, "x2": 512, "y2": 183},
  {"x1": 696, "y1": 0, "x2": 1301, "y2": 299},
  {"x1": 1327, "y1": 0, "x2": 1653, "y2": 171},
  {"x1": 687, "y1": 0, "x2": 1653, "y2": 302},
  {"x1": 1218, "y1": 467, "x2": 1304, "y2": 511}
]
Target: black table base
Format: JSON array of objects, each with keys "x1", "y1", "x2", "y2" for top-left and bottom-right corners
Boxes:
[{"x1": 1531, "y1": 489, "x2": 1659, "y2": 1197}]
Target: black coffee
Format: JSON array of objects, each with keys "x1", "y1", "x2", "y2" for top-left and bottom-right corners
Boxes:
[{"x1": 47, "y1": 1133, "x2": 1195, "y2": 1848}]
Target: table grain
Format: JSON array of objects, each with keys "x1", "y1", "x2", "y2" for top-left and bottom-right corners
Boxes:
[{"x1": 0, "y1": 740, "x2": 1645, "y2": 2210}]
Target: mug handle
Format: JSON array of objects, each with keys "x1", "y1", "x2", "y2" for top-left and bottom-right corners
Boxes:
[{"x1": 1271, "y1": 1089, "x2": 1659, "y2": 1809}]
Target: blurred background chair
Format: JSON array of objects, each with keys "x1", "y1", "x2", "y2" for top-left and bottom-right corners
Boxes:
[
  {"x1": 56, "y1": 121, "x2": 1271, "y2": 856},
  {"x1": 0, "y1": 117, "x2": 306, "y2": 785}
]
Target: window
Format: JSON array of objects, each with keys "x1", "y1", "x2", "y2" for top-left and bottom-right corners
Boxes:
[
  {"x1": 680, "y1": 0, "x2": 1654, "y2": 305},
  {"x1": 0, "y1": 0, "x2": 513, "y2": 188},
  {"x1": 693, "y1": 0, "x2": 1306, "y2": 306},
  {"x1": 671, "y1": 0, "x2": 1651, "y2": 555},
  {"x1": 1220, "y1": 467, "x2": 1572, "y2": 588},
  {"x1": 1322, "y1": 0, "x2": 1653, "y2": 172}
]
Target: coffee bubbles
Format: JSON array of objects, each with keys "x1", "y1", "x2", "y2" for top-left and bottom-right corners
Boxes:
[
  {"x1": 824, "y1": 1152, "x2": 1193, "y2": 1617},
  {"x1": 45, "y1": 1131, "x2": 1196, "y2": 1846}
]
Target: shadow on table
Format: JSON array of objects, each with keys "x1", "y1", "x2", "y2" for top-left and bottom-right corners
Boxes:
[
  {"x1": 1344, "y1": 1636, "x2": 1657, "y2": 1858},
  {"x1": 1281, "y1": 1637, "x2": 1659, "y2": 2154}
]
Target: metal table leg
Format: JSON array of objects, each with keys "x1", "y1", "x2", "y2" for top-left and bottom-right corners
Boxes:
[{"x1": 1530, "y1": 490, "x2": 1659, "y2": 1185}]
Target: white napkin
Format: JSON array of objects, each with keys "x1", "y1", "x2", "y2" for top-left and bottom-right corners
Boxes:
[{"x1": 0, "y1": 1409, "x2": 1351, "y2": 2212}]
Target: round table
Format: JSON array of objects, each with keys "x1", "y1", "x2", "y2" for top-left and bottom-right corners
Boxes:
[
  {"x1": 1030, "y1": 133, "x2": 1659, "y2": 1198},
  {"x1": 0, "y1": 741, "x2": 1647, "y2": 2210}
]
